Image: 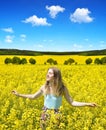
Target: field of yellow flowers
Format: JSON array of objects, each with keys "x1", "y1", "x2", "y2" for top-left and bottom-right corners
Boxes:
[{"x1": 0, "y1": 62, "x2": 105, "y2": 130}]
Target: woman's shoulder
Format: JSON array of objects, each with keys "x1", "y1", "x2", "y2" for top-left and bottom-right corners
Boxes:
[
  {"x1": 63, "y1": 86, "x2": 69, "y2": 95},
  {"x1": 40, "y1": 85, "x2": 45, "y2": 93}
]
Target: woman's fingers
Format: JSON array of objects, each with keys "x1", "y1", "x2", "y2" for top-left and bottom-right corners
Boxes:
[{"x1": 11, "y1": 90, "x2": 18, "y2": 95}]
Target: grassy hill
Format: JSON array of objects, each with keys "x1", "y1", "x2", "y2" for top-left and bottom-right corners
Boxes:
[{"x1": 0, "y1": 48, "x2": 106, "y2": 56}]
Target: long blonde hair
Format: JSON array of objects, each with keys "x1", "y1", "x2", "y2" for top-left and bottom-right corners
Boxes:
[{"x1": 44, "y1": 67, "x2": 65, "y2": 96}]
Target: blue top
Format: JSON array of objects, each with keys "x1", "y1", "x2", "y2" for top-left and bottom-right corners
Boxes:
[{"x1": 44, "y1": 94, "x2": 62, "y2": 109}]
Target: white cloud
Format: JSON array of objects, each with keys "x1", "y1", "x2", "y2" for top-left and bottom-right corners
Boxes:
[
  {"x1": 70, "y1": 43, "x2": 84, "y2": 51},
  {"x1": 1, "y1": 27, "x2": 14, "y2": 33},
  {"x1": 20, "y1": 34, "x2": 26, "y2": 38},
  {"x1": 0, "y1": 40, "x2": 2, "y2": 44},
  {"x1": 5, "y1": 35, "x2": 14, "y2": 43},
  {"x1": 88, "y1": 44, "x2": 93, "y2": 48},
  {"x1": 49, "y1": 40, "x2": 53, "y2": 42},
  {"x1": 43, "y1": 40, "x2": 47, "y2": 42},
  {"x1": 20, "y1": 34, "x2": 26, "y2": 41},
  {"x1": 70, "y1": 8, "x2": 93, "y2": 23},
  {"x1": 84, "y1": 38, "x2": 89, "y2": 41},
  {"x1": 38, "y1": 44, "x2": 44, "y2": 48},
  {"x1": 43, "y1": 39, "x2": 53, "y2": 42},
  {"x1": 100, "y1": 40, "x2": 105, "y2": 44},
  {"x1": 99, "y1": 41, "x2": 106, "y2": 48},
  {"x1": 100, "y1": 44, "x2": 106, "y2": 48},
  {"x1": 22, "y1": 15, "x2": 51, "y2": 26},
  {"x1": 46, "y1": 5, "x2": 65, "y2": 18},
  {"x1": 73, "y1": 43, "x2": 83, "y2": 49}
]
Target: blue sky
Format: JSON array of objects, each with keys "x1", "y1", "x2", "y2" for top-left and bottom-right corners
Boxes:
[{"x1": 0, "y1": 0, "x2": 106, "y2": 52}]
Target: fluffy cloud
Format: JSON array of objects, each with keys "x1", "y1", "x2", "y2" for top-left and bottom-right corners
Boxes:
[
  {"x1": 100, "y1": 41, "x2": 106, "y2": 48},
  {"x1": 38, "y1": 44, "x2": 44, "y2": 48},
  {"x1": 70, "y1": 8, "x2": 93, "y2": 23},
  {"x1": 46, "y1": 5, "x2": 65, "y2": 18},
  {"x1": 1, "y1": 27, "x2": 14, "y2": 33},
  {"x1": 5, "y1": 35, "x2": 14, "y2": 43},
  {"x1": 73, "y1": 43, "x2": 83, "y2": 49},
  {"x1": 22, "y1": 15, "x2": 51, "y2": 26},
  {"x1": 20, "y1": 34, "x2": 26, "y2": 38},
  {"x1": 20, "y1": 34, "x2": 26, "y2": 41}
]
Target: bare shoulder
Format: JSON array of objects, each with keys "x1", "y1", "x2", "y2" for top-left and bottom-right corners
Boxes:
[
  {"x1": 39, "y1": 85, "x2": 45, "y2": 93},
  {"x1": 63, "y1": 86, "x2": 70, "y2": 96},
  {"x1": 63, "y1": 86, "x2": 68, "y2": 93}
]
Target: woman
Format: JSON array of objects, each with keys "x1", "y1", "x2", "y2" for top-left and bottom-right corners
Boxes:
[{"x1": 12, "y1": 67, "x2": 97, "y2": 130}]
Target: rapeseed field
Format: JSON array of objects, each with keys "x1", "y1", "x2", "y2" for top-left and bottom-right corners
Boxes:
[{"x1": 0, "y1": 55, "x2": 105, "y2": 130}]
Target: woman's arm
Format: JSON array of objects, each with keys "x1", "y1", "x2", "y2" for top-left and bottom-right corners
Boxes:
[
  {"x1": 63, "y1": 87, "x2": 97, "y2": 107},
  {"x1": 71, "y1": 101, "x2": 97, "y2": 107},
  {"x1": 12, "y1": 86, "x2": 44, "y2": 99}
]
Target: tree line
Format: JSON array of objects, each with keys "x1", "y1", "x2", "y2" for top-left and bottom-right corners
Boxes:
[
  {"x1": 0, "y1": 49, "x2": 106, "y2": 56},
  {"x1": 4, "y1": 56, "x2": 106, "y2": 65},
  {"x1": 4, "y1": 57, "x2": 36, "y2": 65}
]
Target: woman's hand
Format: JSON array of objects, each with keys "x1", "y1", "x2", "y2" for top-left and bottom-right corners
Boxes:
[
  {"x1": 87, "y1": 102, "x2": 97, "y2": 107},
  {"x1": 12, "y1": 90, "x2": 19, "y2": 96}
]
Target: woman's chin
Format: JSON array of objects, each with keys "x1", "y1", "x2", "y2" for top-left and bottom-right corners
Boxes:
[{"x1": 46, "y1": 79, "x2": 50, "y2": 81}]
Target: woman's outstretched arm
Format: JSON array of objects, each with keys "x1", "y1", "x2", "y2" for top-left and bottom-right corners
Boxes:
[
  {"x1": 12, "y1": 86, "x2": 44, "y2": 99},
  {"x1": 63, "y1": 87, "x2": 97, "y2": 107}
]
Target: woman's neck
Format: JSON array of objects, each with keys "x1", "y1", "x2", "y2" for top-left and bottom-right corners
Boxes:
[
  {"x1": 45, "y1": 81, "x2": 56, "y2": 94},
  {"x1": 48, "y1": 81, "x2": 54, "y2": 88}
]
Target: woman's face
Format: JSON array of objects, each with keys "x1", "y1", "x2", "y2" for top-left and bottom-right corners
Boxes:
[{"x1": 46, "y1": 69, "x2": 54, "y2": 82}]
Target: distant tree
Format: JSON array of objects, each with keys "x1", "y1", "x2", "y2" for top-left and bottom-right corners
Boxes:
[
  {"x1": 75, "y1": 62, "x2": 77, "y2": 65},
  {"x1": 44, "y1": 62, "x2": 46, "y2": 65},
  {"x1": 29, "y1": 58, "x2": 36, "y2": 64},
  {"x1": 46, "y1": 58, "x2": 58, "y2": 65},
  {"x1": 47, "y1": 58, "x2": 53, "y2": 65},
  {"x1": 53, "y1": 60, "x2": 58, "y2": 65},
  {"x1": 68, "y1": 58, "x2": 75, "y2": 64},
  {"x1": 94, "y1": 58, "x2": 101, "y2": 64},
  {"x1": 20, "y1": 58, "x2": 27, "y2": 64},
  {"x1": 64, "y1": 58, "x2": 75, "y2": 65},
  {"x1": 12, "y1": 56, "x2": 21, "y2": 64},
  {"x1": 101, "y1": 57, "x2": 106, "y2": 64},
  {"x1": 4, "y1": 58, "x2": 12, "y2": 64},
  {"x1": 64, "y1": 60, "x2": 68, "y2": 65},
  {"x1": 85, "y1": 58, "x2": 93, "y2": 64}
]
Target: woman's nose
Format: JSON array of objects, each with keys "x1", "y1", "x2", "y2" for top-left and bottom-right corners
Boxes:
[{"x1": 47, "y1": 74, "x2": 49, "y2": 77}]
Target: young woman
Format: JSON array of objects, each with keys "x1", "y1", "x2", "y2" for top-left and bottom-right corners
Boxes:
[{"x1": 12, "y1": 67, "x2": 97, "y2": 130}]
